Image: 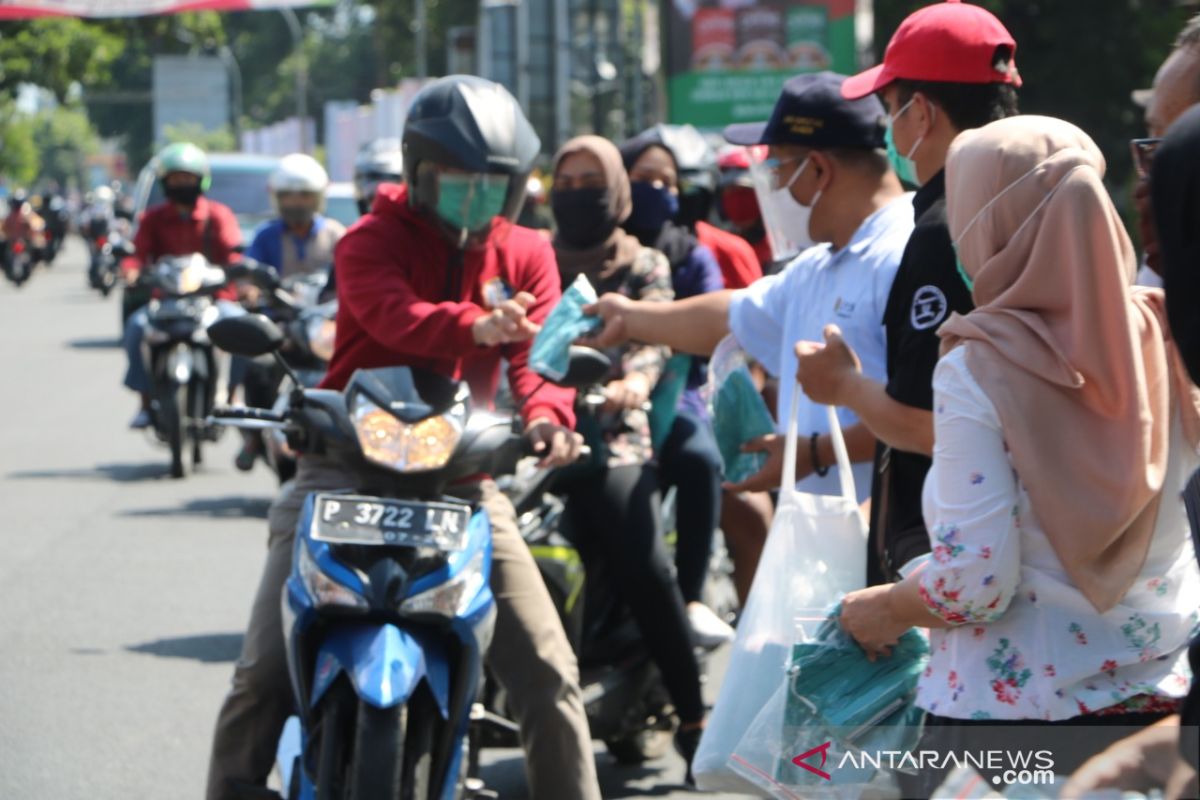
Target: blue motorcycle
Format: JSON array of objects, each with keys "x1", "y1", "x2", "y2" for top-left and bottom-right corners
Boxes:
[{"x1": 208, "y1": 314, "x2": 603, "y2": 800}]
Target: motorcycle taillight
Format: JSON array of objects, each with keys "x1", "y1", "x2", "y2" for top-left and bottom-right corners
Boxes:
[
  {"x1": 13, "y1": 242, "x2": 25, "y2": 253},
  {"x1": 97, "y1": 236, "x2": 107, "y2": 247}
]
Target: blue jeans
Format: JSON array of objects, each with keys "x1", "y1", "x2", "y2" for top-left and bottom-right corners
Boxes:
[{"x1": 123, "y1": 300, "x2": 243, "y2": 395}]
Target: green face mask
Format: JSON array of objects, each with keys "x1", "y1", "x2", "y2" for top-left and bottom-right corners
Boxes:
[
  {"x1": 436, "y1": 173, "x2": 509, "y2": 233},
  {"x1": 951, "y1": 243, "x2": 975, "y2": 293},
  {"x1": 885, "y1": 125, "x2": 919, "y2": 187}
]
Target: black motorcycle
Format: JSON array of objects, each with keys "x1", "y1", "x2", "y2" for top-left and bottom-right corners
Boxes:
[
  {"x1": 3, "y1": 237, "x2": 37, "y2": 287},
  {"x1": 88, "y1": 229, "x2": 133, "y2": 297},
  {"x1": 137, "y1": 254, "x2": 228, "y2": 478},
  {"x1": 478, "y1": 355, "x2": 738, "y2": 766},
  {"x1": 228, "y1": 262, "x2": 337, "y2": 482}
]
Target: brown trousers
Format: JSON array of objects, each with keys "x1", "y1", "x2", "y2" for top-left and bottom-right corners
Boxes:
[{"x1": 205, "y1": 455, "x2": 600, "y2": 800}]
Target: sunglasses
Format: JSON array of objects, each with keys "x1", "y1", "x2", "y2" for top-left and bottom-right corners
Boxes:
[{"x1": 1130, "y1": 137, "x2": 1162, "y2": 179}]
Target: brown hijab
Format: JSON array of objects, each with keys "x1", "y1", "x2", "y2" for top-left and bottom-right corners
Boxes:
[
  {"x1": 551, "y1": 135, "x2": 643, "y2": 284},
  {"x1": 940, "y1": 115, "x2": 1200, "y2": 613}
]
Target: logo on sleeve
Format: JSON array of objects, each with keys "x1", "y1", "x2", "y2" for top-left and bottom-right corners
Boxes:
[{"x1": 910, "y1": 285, "x2": 948, "y2": 330}]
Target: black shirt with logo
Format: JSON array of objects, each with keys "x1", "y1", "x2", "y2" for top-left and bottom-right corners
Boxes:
[{"x1": 867, "y1": 170, "x2": 975, "y2": 585}]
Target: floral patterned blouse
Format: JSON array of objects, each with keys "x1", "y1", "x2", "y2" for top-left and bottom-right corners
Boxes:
[
  {"x1": 583, "y1": 245, "x2": 673, "y2": 468},
  {"x1": 914, "y1": 346, "x2": 1200, "y2": 721}
]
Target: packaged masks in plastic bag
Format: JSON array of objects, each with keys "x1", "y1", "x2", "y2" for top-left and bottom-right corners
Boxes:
[
  {"x1": 729, "y1": 604, "x2": 928, "y2": 797},
  {"x1": 706, "y1": 336, "x2": 776, "y2": 484},
  {"x1": 530, "y1": 274, "x2": 602, "y2": 381}
]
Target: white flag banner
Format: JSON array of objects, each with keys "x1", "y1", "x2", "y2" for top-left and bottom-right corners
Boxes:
[{"x1": 0, "y1": 0, "x2": 330, "y2": 19}]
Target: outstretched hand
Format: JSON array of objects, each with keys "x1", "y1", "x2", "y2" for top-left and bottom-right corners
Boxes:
[
  {"x1": 580, "y1": 293, "x2": 634, "y2": 349},
  {"x1": 473, "y1": 291, "x2": 541, "y2": 346}
]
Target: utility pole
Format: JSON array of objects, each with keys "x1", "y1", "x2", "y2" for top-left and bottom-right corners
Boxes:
[{"x1": 280, "y1": 8, "x2": 309, "y2": 152}]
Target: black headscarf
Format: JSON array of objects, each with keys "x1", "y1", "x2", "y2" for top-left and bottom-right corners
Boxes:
[{"x1": 1150, "y1": 104, "x2": 1200, "y2": 386}]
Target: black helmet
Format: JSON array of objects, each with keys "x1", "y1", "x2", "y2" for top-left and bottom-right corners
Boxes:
[{"x1": 403, "y1": 75, "x2": 541, "y2": 238}]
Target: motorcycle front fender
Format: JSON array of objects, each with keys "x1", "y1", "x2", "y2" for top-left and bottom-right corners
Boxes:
[
  {"x1": 166, "y1": 344, "x2": 193, "y2": 385},
  {"x1": 309, "y1": 621, "x2": 451, "y2": 716}
]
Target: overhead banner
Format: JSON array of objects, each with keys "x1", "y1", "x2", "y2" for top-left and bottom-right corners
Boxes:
[
  {"x1": 666, "y1": 0, "x2": 863, "y2": 129},
  {"x1": 0, "y1": 0, "x2": 330, "y2": 18}
]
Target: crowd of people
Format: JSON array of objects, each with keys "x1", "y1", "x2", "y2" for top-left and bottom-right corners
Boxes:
[{"x1": 104, "y1": 1, "x2": 1200, "y2": 796}]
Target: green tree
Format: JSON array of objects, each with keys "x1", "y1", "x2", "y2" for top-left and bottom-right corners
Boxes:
[
  {"x1": 0, "y1": 18, "x2": 125, "y2": 101},
  {"x1": 0, "y1": 104, "x2": 39, "y2": 186},
  {"x1": 33, "y1": 105, "x2": 100, "y2": 189}
]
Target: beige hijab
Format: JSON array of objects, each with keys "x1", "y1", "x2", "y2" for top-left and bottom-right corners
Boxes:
[
  {"x1": 551, "y1": 135, "x2": 643, "y2": 283},
  {"x1": 940, "y1": 115, "x2": 1200, "y2": 613}
]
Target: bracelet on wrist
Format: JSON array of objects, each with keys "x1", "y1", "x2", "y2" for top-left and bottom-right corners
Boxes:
[{"x1": 811, "y1": 432, "x2": 829, "y2": 477}]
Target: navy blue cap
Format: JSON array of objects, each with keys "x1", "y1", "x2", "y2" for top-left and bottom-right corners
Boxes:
[{"x1": 724, "y1": 72, "x2": 886, "y2": 150}]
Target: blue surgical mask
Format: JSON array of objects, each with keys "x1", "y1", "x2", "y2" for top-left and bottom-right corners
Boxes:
[
  {"x1": 436, "y1": 173, "x2": 509, "y2": 233},
  {"x1": 627, "y1": 180, "x2": 680, "y2": 234},
  {"x1": 885, "y1": 98, "x2": 928, "y2": 187}
]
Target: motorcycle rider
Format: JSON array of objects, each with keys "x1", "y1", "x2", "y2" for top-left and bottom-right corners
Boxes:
[
  {"x1": 2, "y1": 189, "x2": 47, "y2": 261},
  {"x1": 83, "y1": 185, "x2": 117, "y2": 270},
  {"x1": 352, "y1": 137, "x2": 404, "y2": 216},
  {"x1": 205, "y1": 76, "x2": 602, "y2": 800},
  {"x1": 233, "y1": 153, "x2": 346, "y2": 470},
  {"x1": 122, "y1": 142, "x2": 242, "y2": 429}
]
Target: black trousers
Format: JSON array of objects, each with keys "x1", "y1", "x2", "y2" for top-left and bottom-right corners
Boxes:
[
  {"x1": 560, "y1": 462, "x2": 706, "y2": 723},
  {"x1": 657, "y1": 411, "x2": 723, "y2": 604}
]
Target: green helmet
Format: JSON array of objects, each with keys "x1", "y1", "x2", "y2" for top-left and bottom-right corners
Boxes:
[{"x1": 155, "y1": 142, "x2": 211, "y2": 191}]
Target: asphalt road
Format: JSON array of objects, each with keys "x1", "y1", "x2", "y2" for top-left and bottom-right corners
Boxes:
[{"x1": 0, "y1": 238, "x2": 758, "y2": 800}]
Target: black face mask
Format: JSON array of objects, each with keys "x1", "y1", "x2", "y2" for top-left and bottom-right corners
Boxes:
[
  {"x1": 164, "y1": 183, "x2": 203, "y2": 207},
  {"x1": 280, "y1": 206, "x2": 316, "y2": 228},
  {"x1": 551, "y1": 187, "x2": 615, "y2": 248}
]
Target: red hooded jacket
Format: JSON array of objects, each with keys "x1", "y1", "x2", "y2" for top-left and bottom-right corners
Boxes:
[
  {"x1": 320, "y1": 183, "x2": 575, "y2": 429},
  {"x1": 696, "y1": 220, "x2": 762, "y2": 289}
]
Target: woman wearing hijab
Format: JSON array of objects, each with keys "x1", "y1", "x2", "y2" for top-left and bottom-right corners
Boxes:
[
  {"x1": 617, "y1": 131, "x2": 734, "y2": 649},
  {"x1": 836, "y1": 115, "x2": 1200, "y2": 789},
  {"x1": 549, "y1": 135, "x2": 708, "y2": 777}
]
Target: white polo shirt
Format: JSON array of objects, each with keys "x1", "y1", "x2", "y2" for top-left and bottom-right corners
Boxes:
[{"x1": 728, "y1": 193, "x2": 914, "y2": 500}]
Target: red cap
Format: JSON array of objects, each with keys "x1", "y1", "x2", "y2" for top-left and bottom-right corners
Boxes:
[{"x1": 841, "y1": 0, "x2": 1021, "y2": 100}]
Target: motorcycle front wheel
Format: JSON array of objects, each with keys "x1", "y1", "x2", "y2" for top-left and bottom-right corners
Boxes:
[{"x1": 157, "y1": 381, "x2": 188, "y2": 479}]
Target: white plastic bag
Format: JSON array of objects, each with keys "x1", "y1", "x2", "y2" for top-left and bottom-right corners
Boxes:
[{"x1": 694, "y1": 387, "x2": 868, "y2": 794}]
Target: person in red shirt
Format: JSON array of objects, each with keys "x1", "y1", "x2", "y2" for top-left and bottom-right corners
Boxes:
[
  {"x1": 695, "y1": 218, "x2": 762, "y2": 289},
  {"x1": 715, "y1": 145, "x2": 775, "y2": 270},
  {"x1": 204, "y1": 77, "x2": 601, "y2": 800},
  {"x1": 122, "y1": 143, "x2": 242, "y2": 428}
]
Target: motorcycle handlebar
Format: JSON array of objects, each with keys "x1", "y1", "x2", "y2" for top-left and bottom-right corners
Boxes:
[{"x1": 211, "y1": 406, "x2": 287, "y2": 423}]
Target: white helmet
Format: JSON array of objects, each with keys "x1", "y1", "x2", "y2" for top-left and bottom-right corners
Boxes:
[
  {"x1": 94, "y1": 185, "x2": 116, "y2": 204},
  {"x1": 270, "y1": 154, "x2": 329, "y2": 195}
]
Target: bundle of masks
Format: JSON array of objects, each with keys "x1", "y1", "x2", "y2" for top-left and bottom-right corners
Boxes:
[
  {"x1": 529, "y1": 274, "x2": 602, "y2": 382},
  {"x1": 706, "y1": 337, "x2": 777, "y2": 484}
]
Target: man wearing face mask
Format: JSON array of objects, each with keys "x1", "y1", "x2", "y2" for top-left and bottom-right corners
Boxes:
[
  {"x1": 585, "y1": 72, "x2": 912, "y2": 503},
  {"x1": 122, "y1": 142, "x2": 243, "y2": 429},
  {"x1": 205, "y1": 76, "x2": 601, "y2": 800},
  {"x1": 793, "y1": 0, "x2": 1020, "y2": 586},
  {"x1": 245, "y1": 153, "x2": 345, "y2": 281}
]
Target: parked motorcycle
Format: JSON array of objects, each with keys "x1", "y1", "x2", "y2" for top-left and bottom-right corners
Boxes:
[
  {"x1": 206, "y1": 315, "x2": 607, "y2": 800},
  {"x1": 137, "y1": 253, "x2": 227, "y2": 478}
]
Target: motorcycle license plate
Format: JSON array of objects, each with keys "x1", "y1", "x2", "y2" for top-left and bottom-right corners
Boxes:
[{"x1": 311, "y1": 495, "x2": 471, "y2": 551}]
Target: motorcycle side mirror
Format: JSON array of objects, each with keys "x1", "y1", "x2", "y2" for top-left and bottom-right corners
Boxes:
[
  {"x1": 557, "y1": 346, "x2": 612, "y2": 389},
  {"x1": 208, "y1": 314, "x2": 285, "y2": 357}
]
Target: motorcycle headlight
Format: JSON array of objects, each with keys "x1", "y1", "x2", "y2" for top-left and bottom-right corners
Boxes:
[
  {"x1": 306, "y1": 316, "x2": 336, "y2": 362},
  {"x1": 351, "y1": 396, "x2": 461, "y2": 473},
  {"x1": 399, "y1": 546, "x2": 486, "y2": 618},
  {"x1": 299, "y1": 540, "x2": 367, "y2": 610}
]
